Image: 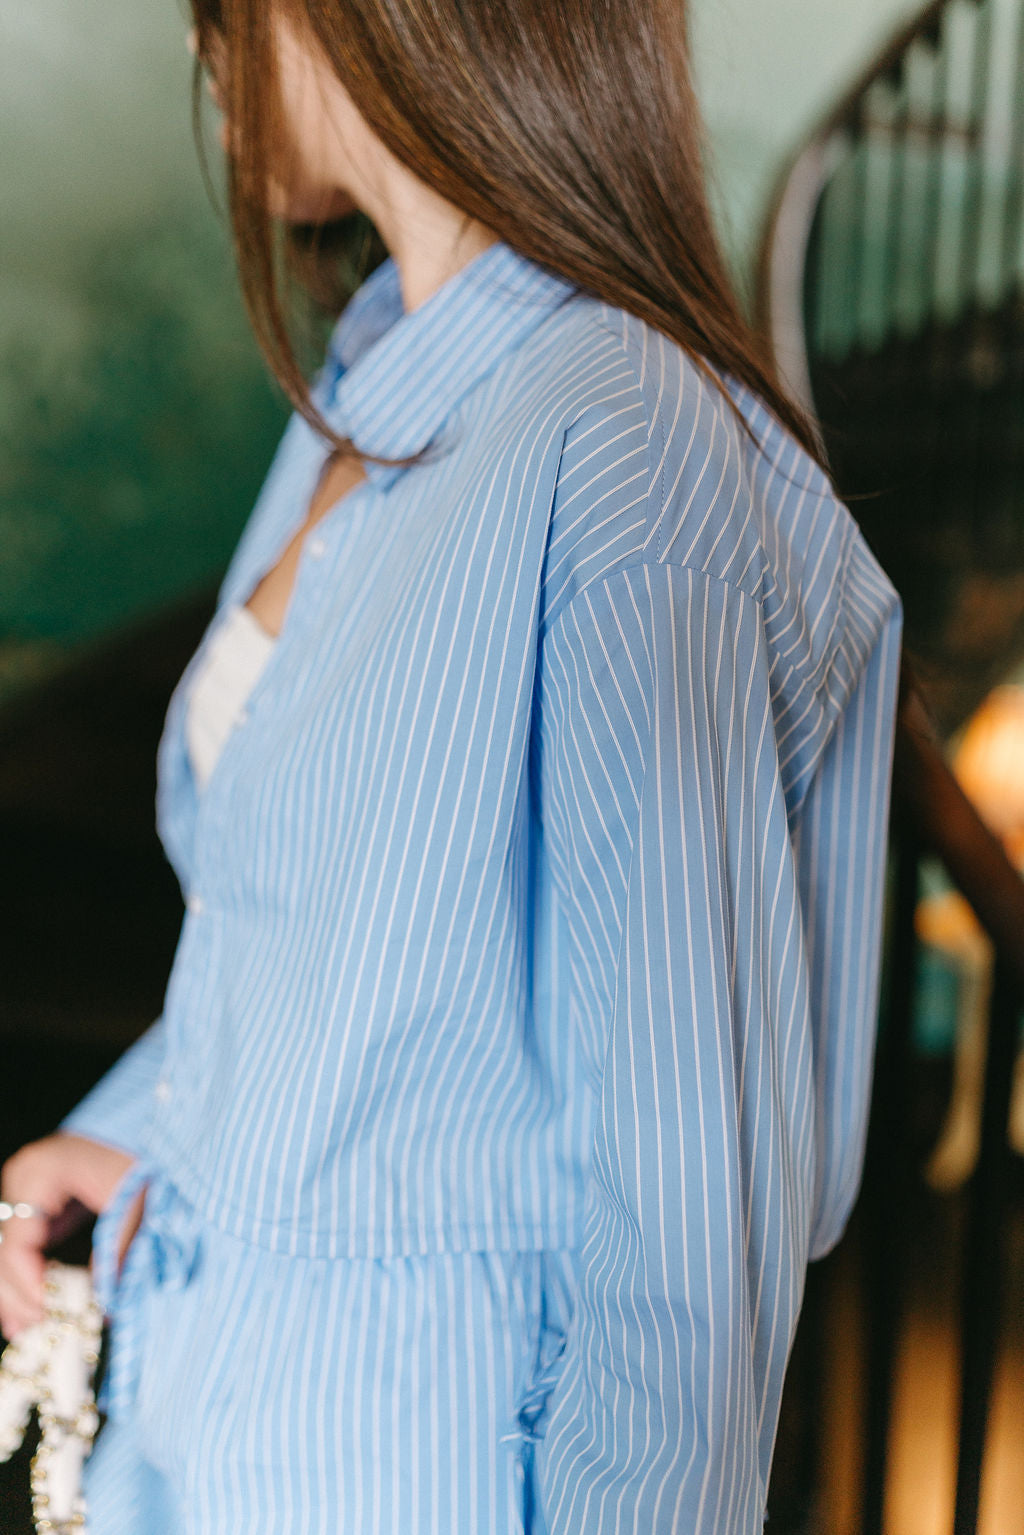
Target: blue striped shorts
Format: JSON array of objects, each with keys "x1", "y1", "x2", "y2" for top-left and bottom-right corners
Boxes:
[{"x1": 84, "y1": 1167, "x2": 581, "y2": 1534}]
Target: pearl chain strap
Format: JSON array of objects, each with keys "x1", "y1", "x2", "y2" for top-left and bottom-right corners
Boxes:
[{"x1": 0, "y1": 1264, "x2": 102, "y2": 1534}]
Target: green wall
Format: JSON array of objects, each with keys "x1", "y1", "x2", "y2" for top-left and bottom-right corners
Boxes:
[
  {"x1": 0, "y1": 1, "x2": 286, "y2": 704},
  {"x1": 0, "y1": 0, "x2": 925, "y2": 703}
]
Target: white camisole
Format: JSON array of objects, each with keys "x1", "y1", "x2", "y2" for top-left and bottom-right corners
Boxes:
[{"x1": 185, "y1": 603, "x2": 276, "y2": 792}]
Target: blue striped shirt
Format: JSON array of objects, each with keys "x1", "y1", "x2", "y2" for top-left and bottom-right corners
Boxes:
[{"x1": 64, "y1": 241, "x2": 901, "y2": 1529}]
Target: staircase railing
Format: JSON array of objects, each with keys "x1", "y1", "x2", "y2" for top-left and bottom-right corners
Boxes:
[
  {"x1": 761, "y1": 0, "x2": 1024, "y2": 731},
  {"x1": 761, "y1": 0, "x2": 1024, "y2": 401},
  {"x1": 758, "y1": 2, "x2": 1024, "y2": 1531}
]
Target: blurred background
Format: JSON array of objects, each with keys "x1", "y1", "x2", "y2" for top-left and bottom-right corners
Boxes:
[{"x1": 1, "y1": 0, "x2": 1023, "y2": 1531}]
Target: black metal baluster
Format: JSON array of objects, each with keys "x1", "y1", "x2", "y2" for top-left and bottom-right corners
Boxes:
[
  {"x1": 960, "y1": 0, "x2": 997, "y2": 624},
  {"x1": 952, "y1": 959, "x2": 1022, "y2": 1535},
  {"x1": 802, "y1": 192, "x2": 827, "y2": 374},
  {"x1": 826, "y1": 139, "x2": 861, "y2": 363},
  {"x1": 998, "y1": 0, "x2": 1024, "y2": 302},
  {"x1": 957, "y1": 0, "x2": 994, "y2": 311},
  {"x1": 901, "y1": 40, "x2": 931, "y2": 335},
  {"x1": 868, "y1": 66, "x2": 913, "y2": 518},
  {"x1": 919, "y1": 19, "x2": 954, "y2": 529},
  {"x1": 922, "y1": 12, "x2": 953, "y2": 321},
  {"x1": 881, "y1": 65, "x2": 912, "y2": 344},
  {"x1": 810, "y1": 157, "x2": 842, "y2": 363},
  {"x1": 844, "y1": 113, "x2": 873, "y2": 355},
  {"x1": 858, "y1": 83, "x2": 894, "y2": 353}
]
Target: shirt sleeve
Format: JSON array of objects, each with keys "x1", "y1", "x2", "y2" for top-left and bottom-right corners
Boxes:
[
  {"x1": 794, "y1": 537, "x2": 904, "y2": 1259},
  {"x1": 531, "y1": 555, "x2": 900, "y2": 1533},
  {"x1": 58, "y1": 1016, "x2": 167, "y2": 1159}
]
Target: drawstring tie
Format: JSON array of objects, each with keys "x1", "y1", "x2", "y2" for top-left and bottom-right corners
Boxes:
[{"x1": 91, "y1": 1161, "x2": 200, "y2": 1422}]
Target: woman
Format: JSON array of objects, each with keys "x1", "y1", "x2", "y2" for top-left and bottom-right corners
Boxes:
[{"x1": 0, "y1": 1, "x2": 901, "y2": 1530}]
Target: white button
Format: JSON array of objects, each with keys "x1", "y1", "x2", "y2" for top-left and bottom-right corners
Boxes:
[
  {"x1": 154, "y1": 1079, "x2": 172, "y2": 1103},
  {"x1": 187, "y1": 893, "x2": 204, "y2": 915},
  {"x1": 308, "y1": 536, "x2": 327, "y2": 559},
  {"x1": 236, "y1": 707, "x2": 250, "y2": 725}
]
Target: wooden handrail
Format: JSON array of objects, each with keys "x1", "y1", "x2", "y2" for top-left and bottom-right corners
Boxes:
[
  {"x1": 894, "y1": 666, "x2": 1024, "y2": 993},
  {"x1": 814, "y1": 0, "x2": 982, "y2": 139}
]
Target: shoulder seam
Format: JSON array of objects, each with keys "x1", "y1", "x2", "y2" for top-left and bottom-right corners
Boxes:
[
  {"x1": 585, "y1": 309, "x2": 668, "y2": 533},
  {"x1": 550, "y1": 305, "x2": 672, "y2": 603}
]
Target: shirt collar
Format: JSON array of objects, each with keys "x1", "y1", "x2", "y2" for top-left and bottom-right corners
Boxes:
[{"x1": 320, "y1": 241, "x2": 576, "y2": 474}]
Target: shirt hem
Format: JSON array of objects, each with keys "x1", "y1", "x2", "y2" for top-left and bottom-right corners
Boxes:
[{"x1": 144, "y1": 1130, "x2": 585, "y2": 1261}]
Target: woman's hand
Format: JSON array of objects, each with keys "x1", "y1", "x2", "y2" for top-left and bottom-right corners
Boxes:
[{"x1": 0, "y1": 1133, "x2": 137, "y2": 1340}]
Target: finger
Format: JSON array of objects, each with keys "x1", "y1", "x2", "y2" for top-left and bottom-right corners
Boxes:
[
  {"x1": 0, "y1": 1210, "x2": 50, "y2": 1257},
  {"x1": 0, "y1": 1296, "x2": 44, "y2": 1341},
  {"x1": 0, "y1": 1231, "x2": 47, "y2": 1316},
  {"x1": 0, "y1": 1266, "x2": 46, "y2": 1337},
  {"x1": 0, "y1": 1288, "x2": 44, "y2": 1339},
  {"x1": 0, "y1": 1156, "x2": 60, "y2": 1222}
]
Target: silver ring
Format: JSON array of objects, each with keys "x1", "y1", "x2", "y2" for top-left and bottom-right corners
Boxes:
[{"x1": 0, "y1": 1201, "x2": 44, "y2": 1221}]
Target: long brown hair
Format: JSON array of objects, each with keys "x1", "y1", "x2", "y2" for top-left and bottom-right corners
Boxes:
[{"x1": 191, "y1": 0, "x2": 821, "y2": 464}]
